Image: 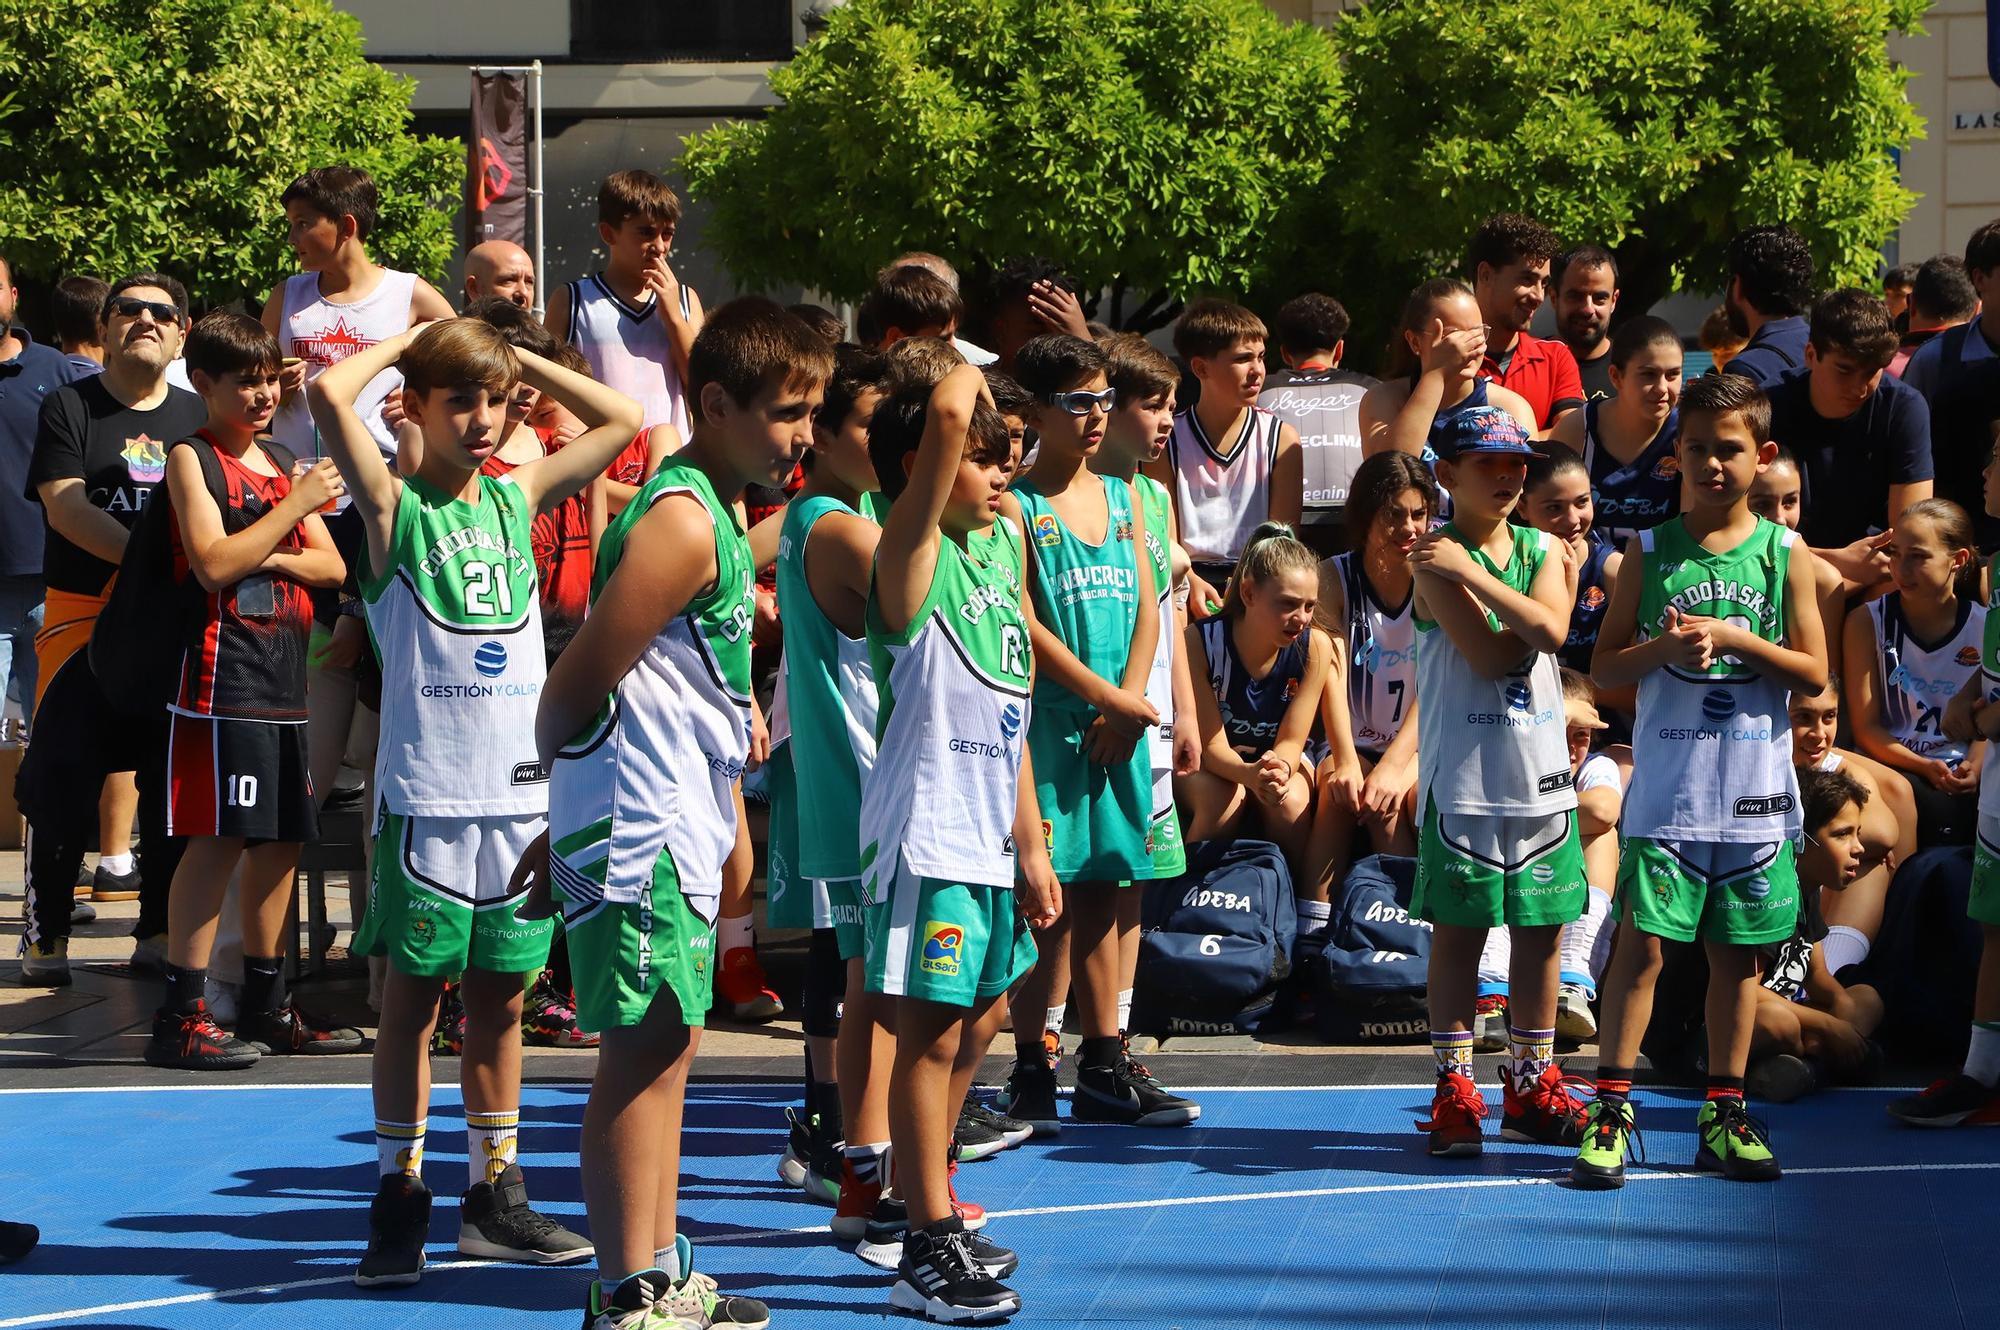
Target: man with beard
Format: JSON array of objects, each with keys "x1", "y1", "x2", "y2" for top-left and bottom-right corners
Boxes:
[
  {"x1": 462, "y1": 239, "x2": 536, "y2": 310},
  {"x1": 1721, "y1": 224, "x2": 1816, "y2": 389},
  {"x1": 1469, "y1": 213, "x2": 1584, "y2": 433},
  {"x1": 1553, "y1": 246, "x2": 1621, "y2": 402},
  {"x1": 18, "y1": 274, "x2": 207, "y2": 985}
]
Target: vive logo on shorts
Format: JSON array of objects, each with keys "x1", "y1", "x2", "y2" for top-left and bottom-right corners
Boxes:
[
  {"x1": 474, "y1": 641, "x2": 509, "y2": 678},
  {"x1": 920, "y1": 921, "x2": 964, "y2": 976},
  {"x1": 1701, "y1": 688, "x2": 1735, "y2": 723}
]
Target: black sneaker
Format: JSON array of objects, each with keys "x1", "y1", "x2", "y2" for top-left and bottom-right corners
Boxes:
[
  {"x1": 0, "y1": 1220, "x2": 38, "y2": 1265},
  {"x1": 90, "y1": 862, "x2": 140, "y2": 902},
  {"x1": 777, "y1": 1106, "x2": 844, "y2": 1201},
  {"x1": 854, "y1": 1195, "x2": 1015, "y2": 1277},
  {"x1": 583, "y1": 1267, "x2": 669, "y2": 1330},
  {"x1": 355, "y1": 1173, "x2": 432, "y2": 1287},
  {"x1": 890, "y1": 1218, "x2": 1021, "y2": 1323},
  {"x1": 1745, "y1": 1053, "x2": 1821, "y2": 1105},
  {"x1": 239, "y1": 1002, "x2": 368, "y2": 1056},
  {"x1": 962, "y1": 1093, "x2": 1033, "y2": 1148},
  {"x1": 458, "y1": 1162, "x2": 592, "y2": 1264},
  {"x1": 998, "y1": 1059, "x2": 1061, "y2": 1137},
  {"x1": 1886, "y1": 1073, "x2": 2000, "y2": 1127},
  {"x1": 1071, "y1": 1055, "x2": 1200, "y2": 1127},
  {"x1": 953, "y1": 1109, "x2": 1008, "y2": 1162},
  {"x1": 144, "y1": 1002, "x2": 259, "y2": 1070}
]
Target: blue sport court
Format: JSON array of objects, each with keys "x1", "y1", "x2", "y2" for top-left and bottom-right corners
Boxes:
[{"x1": 4, "y1": 1073, "x2": 1996, "y2": 1328}]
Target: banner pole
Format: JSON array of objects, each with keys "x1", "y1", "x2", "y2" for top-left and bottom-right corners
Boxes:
[{"x1": 531, "y1": 59, "x2": 546, "y2": 319}]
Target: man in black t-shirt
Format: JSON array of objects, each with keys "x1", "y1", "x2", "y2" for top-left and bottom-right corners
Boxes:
[
  {"x1": 1553, "y1": 245, "x2": 1620, "y2": 402},
  {"x1": 1257, "y1": 293, "x2": 1378, "y2": 556},
  {"x1": 17, "y1": 274, "x2": 206, "y2": 986}
]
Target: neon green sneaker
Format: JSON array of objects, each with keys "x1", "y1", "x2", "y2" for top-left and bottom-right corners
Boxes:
[
  {"x1": 1695, "y1": 1096, "x2": 1781, "y2": 1181},
  {"x1": 1570, "y1": 1096, "x2": 1636, "y2": 1189},
  {"x1": 654, "y1": 1235, "x2": 771, "y2": 1329}
]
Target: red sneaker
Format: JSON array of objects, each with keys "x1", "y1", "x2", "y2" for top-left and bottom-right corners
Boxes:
[
  {"x1": 945, "y1": 1152, "x2": 986, "y2": 1230},
  {"x1": 832, "y1": 1156, "x2": 883, "y2": 1240},
  {"x1": 143, "y1": 1001, "x2": 258, "y2": 1070},
  {"x1": 1500, "y1": 1063, "x2": 1590, "y2": 1146},
  {"x1": 1473, "y1": 993, "x2": 1509, "y2": 1052},
  {"x1": 1416, "y1": 1072, "x2": 1488, "y2": 1157},
  {"x1": 1041, "y1": 1027, "x2": 1062, "y2": 1071},
  {"x1": 716, "y1": 947, "x2": 783, "y2": 1022}
]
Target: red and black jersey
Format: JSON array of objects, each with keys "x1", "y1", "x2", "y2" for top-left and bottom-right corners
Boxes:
[
  {"x1": 168, "y1": 433, "x2": 313, "y2": 722},
  {"x1": 482, "y1": 449, "x2": 591, "y2": 664},
  {"x1": 605, "y1": 427, "x2": 654, "y2": 488}
]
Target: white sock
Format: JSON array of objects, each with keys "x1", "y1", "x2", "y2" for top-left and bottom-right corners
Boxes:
[
  {"x1": 1045, "y1": 1003, "x2": 1066, "y2": 1037},
  {"x1": 1476, "y1": 927, "x2": 1512, "y2": 987},
  {"x1": 1560, "y1": 888, "x2": 1613, "y2": 989},
  {"x1": 375, "y1": 1118, "x2": 427, "y2": 1178},
  {"x1": 99, "y1": 852, "x2": 135, "y2": 877},
  {"x1": 1819, "y1": 924, "x2": 1870, "y2": 975},
  {"x1": 719, "y1": 913, "x2": 754, "y2": 956},
  {"x1": 1967, "y1": 1023, "x2": 2000, "y2": 1087},
  {"x1": 1116, "y1": 989, "x2": 1133, "y2": 1033},
  {"x1": 652, "y1": 1241, "x2": 682, "y2": 1281},
  {"x1": 466, "y1": 1108, "x2": 520, "y2": 1187},
  {"x1": 1297, "y1": 898, "x2": 1332, "y2": 931}
]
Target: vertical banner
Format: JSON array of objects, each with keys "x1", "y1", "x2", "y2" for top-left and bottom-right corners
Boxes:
[{"x1": 466, "y1": 71, "x2": 528, "y2": 249}]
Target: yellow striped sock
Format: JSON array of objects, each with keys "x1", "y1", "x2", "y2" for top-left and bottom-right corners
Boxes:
[
  {"x1": 375, "y1": 1118, "x2": 427, "y2": 1178},
  {"x1": 466, "y1": 1109, "x2": 520, "y2": 1186}
]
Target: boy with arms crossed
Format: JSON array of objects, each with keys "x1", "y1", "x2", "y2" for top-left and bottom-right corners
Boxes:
[
  {"x1": 311, "y1": 320, "x2": 641, "y2": 1284},
  {"x1": 1575, "y1": 374, "x2": 1828, "y2": 1187}
]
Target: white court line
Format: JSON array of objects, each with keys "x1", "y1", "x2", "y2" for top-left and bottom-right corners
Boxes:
[
  {"x1": 0, "y1": 1081, "x2": 1935, "y2": 1095},
  {"x1": 7, "y1": 1157, "x2": 1996, "y2": 1329}
]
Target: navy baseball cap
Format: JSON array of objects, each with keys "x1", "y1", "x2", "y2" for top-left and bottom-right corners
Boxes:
[{"x1": 1432, "y1": 406, "x2": 1541, "y2": 460}]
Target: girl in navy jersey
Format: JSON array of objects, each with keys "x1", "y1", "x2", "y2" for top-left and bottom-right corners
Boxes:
[
  {"x1": 1520, "y1": 443, "x2": 1621, "y2": 676},
  {"x1": 1546, "y1": 316, "x2": 1683, "y2": 546},
  {"x1": 1181, "y1": 524, "x2": 1336, "y2": 874},
  {"x1": 1306, "y1": 453, "x2": 1436, "y2": 903},
  {"x1": 1359, "y1": 279, "x2": 1538, "y2": 483},
  {"x1": 1845, "y1": 498, "x2": 1986, "y2": 843}
]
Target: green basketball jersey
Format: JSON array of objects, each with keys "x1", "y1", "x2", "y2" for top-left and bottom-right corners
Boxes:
[
  {"x1": 1133, "y1": 473, "x2": 1184, "y2": 876},
  {"x1": 1012, "y1": 474, "x2": 1142, "y2": 714},
  {"x1": 548, "y1": 459, "x2": 755, "y2": 919},
  {"x1": 361, "y1": 473, "x2": 545, "y2": 817},
  {"x1": 1624, "y1": 516, "x2": 1799, "y2": 842},
  {"x1": 861, "y1": 519, "x2": 1032, "y2": 891},
  {"x1": 776, "y1": 491, "x2": 878, "y2": 881}
]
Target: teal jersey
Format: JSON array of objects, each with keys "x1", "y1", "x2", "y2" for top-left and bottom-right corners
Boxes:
[
  {"x1": 776, "y1": 491, "x2": 878, "y2": 881},
  {"x1": 1012, "y1": 474, "x2": 1142, "y2": 714},
  {"x1": 548, "y1": 459, "x2": 755, "y2": 918},
  {"x1": 861, "y1": 519, "x2": 1032, "y2": 890},
  {"x1": 361, "y1": 473, "x2": 545, "y2": 817}
]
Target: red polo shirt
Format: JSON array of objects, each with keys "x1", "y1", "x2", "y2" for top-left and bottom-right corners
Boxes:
[{"x1": 1482, "y1": 331, "x2": 1584, "y2": 429}]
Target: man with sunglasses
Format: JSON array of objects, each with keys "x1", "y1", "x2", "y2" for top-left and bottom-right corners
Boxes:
[{"x1": 18, "y1": 275, "x2": 206, "y2": 986}]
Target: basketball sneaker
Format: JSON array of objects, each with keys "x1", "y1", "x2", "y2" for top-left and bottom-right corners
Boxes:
[
  {"x1": 891, "y1": 1218, "x2": 1021, "y2": 1323},
  {"x1": 961, "y1": 1093, "x2": 1033, "y2": 1149},
  {"x1": 1072, "y1": 1054, "x2": 1201, "y2": 1127},
  {"x1": 355, "y1": 1173, "x2": 431, "y2": 1287},
  {"x1": 1472, "y1": 994, "x2": 1509, "y2": 1052},
  {"x1": 777, "y1": 1107, "x2": 843, "y2": 1201},
  {"x1": 0, "y1": 1220, "x2": 37, "y2": 1265},
  {"x1": 1555, "y1": 983, "x2": 1597, "y2": 1042},
  {"x1": 1416, "y1": 1072, "x2": 1487, "y2": 1157},
  {"x1": 1042, "y1": 1027, "x2": 1062, "y2": 1070},
  {"x1": 458, "y1": 1162, "x2": 592, "y2": 1263},
  {"x1": 18, "y1": 938, "x2": 69, "y2": 988},
  {"x1": 832, "y1": 1156, "x2": 886, "y2": 1241},
  {"x1": 70, "y1": 899, "x2": 96, "y2": 926},
  {"x1": 1500, "y1": 1063, "x2": 1589, "y2": 1146},
  {"x1": 998, "y1": 1058, "x2": 1061, "y2": 1136},
  {"x1": 653, "y1": 1234, "x2": 770, "y2": 1328},
  {"x1": 1695, "y1": 1096, "x2": 1780, "y2": 1181},
  {"x1": 583, "y1": 1268, "x2": 670, "y2": 1330},
  {"x1": 860, "y1": 1194, "x2": 1017, "y2": 1277},
  {"x1": 90, "y1": 862, "x2": 141, "y2": 902},
  {"x1": 1570, "y1": 1096, "x2": 1638, "y2": 1188},
  {"x1": 145, "y1": 1001, "x2": 259, "y2": 1070},
  {"x1": 129, "y1": 932, "x2": 168, "y2": 977},
  {"x1": 717, "y1": 947, "x2": 783, "y2": 1022},
  {"x1": 432, "y1": 983, "x2": 465, "y2": 1056},
  {"x1": 1746, "y1": 1052, "x2": 1821, "y2": 1105},
  {"x1": 1886, "y1": 1074, "x2": 2000, "y2": 1127},
  {"x1": 952, "y1": 1111, "x2": 1008, "y2": 1162},
  {"x1": 239, "y1": 1003, "x2": 367, "y2": 1056},
  {"x1": 521, "y1": 973, "x2": 598, "y2": 1048}
]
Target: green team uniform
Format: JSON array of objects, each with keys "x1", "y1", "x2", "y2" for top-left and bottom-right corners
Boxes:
[
  {"x1": 768, "y1": 492, "x2": 879, "y2": 958},
  {"x1": 860, "y1": 520, "x2": 1037, "y2": 1007},
  {"x1": 1013, "y1": 474, "x2": 1152, "y2": 882},
  {"x1": 1133, "y1": 473, "x2": 1185, "y2": 878},
  {"x1": 1411, "y1": 523, "x2": 1585, "y2": 929},
  {"x1": 1967, "y1": 555, "x2": 2000, "y2": 924},
  {"x1": 1618, "y1": 517, "x2": 1802, "y2": 946},
  {"x1": 353, "y1": 474, "x2": 554, "y2": 977},
  {"x1": 549, "y1": 461, "x2": 756, "y2": 1031}
]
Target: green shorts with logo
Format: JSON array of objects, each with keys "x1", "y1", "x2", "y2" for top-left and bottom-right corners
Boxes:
[
  {"x1": 559, "y1": 843, "x2": 717, "y2": 1034},
  {"x1": 1413, "y1": 797, "x2": 1587, "y2": 929},
  {"x1": 357, "y1": 809, "x2": 554, "y2": 978},
  {"x1": 1972, "y1": 816, "x2": 2000, "y2": 926},
  {"x1": 1617, "y1": 836, "x2": 1800, "y2": 945},
  {"x1": 862, "y1": 859, "x2": 1038, "y2": 1008},
  {"x1": 1029, "y1": 705, "x2": 1151, "y2": 884},
  {"x1": 1146, "y1": 802, "x2": 1187, "y2": 880}
]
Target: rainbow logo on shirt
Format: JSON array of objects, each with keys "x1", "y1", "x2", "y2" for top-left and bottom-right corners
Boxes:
[
  {"x1": 122, "y1": 434, "x2": 166, "y2": 483},
  {"x1": 1034, "y1": 514, "x2": 1062, "y2": 547}
]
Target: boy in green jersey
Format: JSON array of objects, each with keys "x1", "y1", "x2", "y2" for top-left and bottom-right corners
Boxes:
[
  {"x1": 526, "y1": 300, "x2": 830, "y2": 1329},
  {"x1": 311, "y1": 319, "x2": 641, "y2": 1285},
  {"x1": 1900, "y1": 428, "x2": 2000, "y2": 1127},
  {"x1": 1094, "y1": 334, "x2": 1201, "y2": 1035},
  {"x1": 1576, "y1": 373, "x2": 1828, "y2": 1188},
  {"x1": 999, "y1": 334, "x2": 1200, "y2": 1134},
  {"x1": 862, "y1": 364, "x2": 1060, "y2": 1321}
]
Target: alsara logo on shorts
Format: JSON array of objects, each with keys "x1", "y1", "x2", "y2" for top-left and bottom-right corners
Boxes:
[
  {"x1": 474, "y1": 641, "x2": 508, "y2": 678},
  {"x1": 920, "y1": 922, "x2": 964, "y2": 977}
]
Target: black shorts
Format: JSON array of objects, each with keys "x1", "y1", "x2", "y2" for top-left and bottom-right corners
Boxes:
[{"x1": 166, "y1": 713, "x2": 318, "y2": 842}]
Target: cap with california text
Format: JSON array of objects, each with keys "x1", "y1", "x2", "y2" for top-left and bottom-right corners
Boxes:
[{"x1": 1433, "y1": 406, "x2": 1542, "y2": 460}]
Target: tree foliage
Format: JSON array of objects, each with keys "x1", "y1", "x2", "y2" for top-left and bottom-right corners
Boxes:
[
  {"x1": 681, "y1": 0, "x2": 1347, "y2": 326},
  {"x1": 1326, "y1": 0, "x2": 1926, "y2": 328},
  {"x1": 0, "y1": 0, "x2": 459, "y2": 309}
]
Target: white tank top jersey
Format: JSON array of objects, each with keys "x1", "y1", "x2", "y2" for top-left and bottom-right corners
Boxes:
[
  {"x1": 1867, "y1": 592, "x2": 1983, "y2": 767},
  {"x1": 565, "y1": 273, "x2": 694, "y2": 437},
  {"x1": 1135, "y1": 475, "x2": 1177, "y2": 825},
  {"x1": 1330, "y1": 552, "x2": 1416, "y2": 757},
  {"x1": 270, "y1": 268, "x2": 417, "y2": 465},
  {"x1": 1166, "y1": 406, "x2": 1281, "y2": 567},
  {"x1": 1414, "y1": 526, "x2": 1576, "y2": 818}
]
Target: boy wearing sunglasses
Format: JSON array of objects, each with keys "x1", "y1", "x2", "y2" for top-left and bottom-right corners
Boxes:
[{"x1": 999, "y1": 335, "x2": 1199, "y2": 1133}]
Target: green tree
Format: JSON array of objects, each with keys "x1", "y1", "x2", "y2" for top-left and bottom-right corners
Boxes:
[
  {"x1": 0, "y1": 0, "x2": 458, "y2": 309},
  {"x1": 1326, "y1": 0, "x2": 1925, "y2": 332},
  {"x1": 681, "y1": 0, "x2": 1347, "y2": 329}
]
